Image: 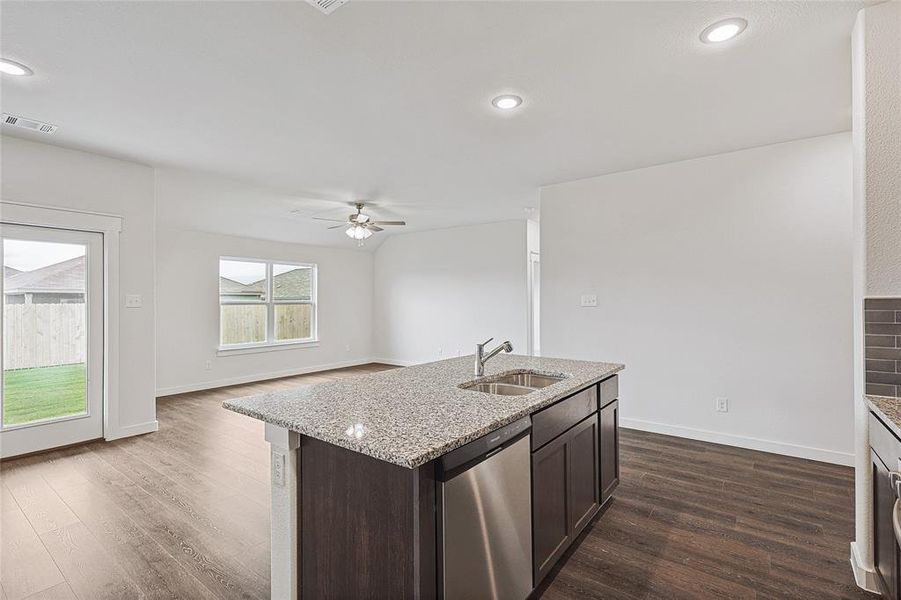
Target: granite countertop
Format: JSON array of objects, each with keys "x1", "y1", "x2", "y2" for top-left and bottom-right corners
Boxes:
[
  {"x1": 223, "y1": 354, "x2": 624, "y2": 468},
  {"x1": 867, "y1": 394, "x2": 901, "y2": 439}
]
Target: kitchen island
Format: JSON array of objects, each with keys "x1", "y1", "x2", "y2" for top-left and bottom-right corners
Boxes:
[{"x1": 224, "y1": 354, "x2": 624, "y2": 599}]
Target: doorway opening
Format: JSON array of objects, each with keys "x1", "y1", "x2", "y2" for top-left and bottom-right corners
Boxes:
[{"x1": 1, "y1": 224, "x2": 104, "y2": 458}]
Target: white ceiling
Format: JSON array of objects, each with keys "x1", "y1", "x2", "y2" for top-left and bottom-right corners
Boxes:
[{"x1": 0, "y1": 1, "x2": 861, "y2": 247}]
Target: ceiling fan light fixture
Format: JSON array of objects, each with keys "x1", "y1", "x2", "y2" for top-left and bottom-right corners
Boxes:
[{"x1": 345, "y1": 225, "x2": 372, "y2": 240}]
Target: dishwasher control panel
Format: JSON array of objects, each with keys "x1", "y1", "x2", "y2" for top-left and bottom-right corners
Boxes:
[{"x1": 439, "y1": 416, "x2": 532, "y2": 477}]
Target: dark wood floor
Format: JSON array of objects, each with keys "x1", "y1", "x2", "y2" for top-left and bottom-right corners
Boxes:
[{"x1": 0, "y1": 364, "x2": 873, "y2": 600}]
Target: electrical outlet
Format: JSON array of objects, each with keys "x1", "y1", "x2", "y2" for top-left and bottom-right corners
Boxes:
[
  {"x1": 272, "y1": 450, "x2": 286, "y2": 487},
  {"x1": 716, "y1": 397, "x2": 729, "y2": 413},
  {"x1": 344, "y1": 344, "x2": 351, "y2": 352},
  {"x1": 204, "y1": 360, "x2": 212, "y2": 371},
  {"x1": 580, "y1": 294, "x2": 598, "y2": 307},
  {"x1": 124, "y1": 294, "x2": 143, "y2": 308}
]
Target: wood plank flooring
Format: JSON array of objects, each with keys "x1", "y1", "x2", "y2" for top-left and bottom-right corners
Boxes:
[{"x1": 0, "y1": 363, "x2": 873, "y2": 599}]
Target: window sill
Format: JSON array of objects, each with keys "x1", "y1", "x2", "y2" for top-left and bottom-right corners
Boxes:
[{"x1": 217, "y1": 340, "x2": 320, "y2": 356}]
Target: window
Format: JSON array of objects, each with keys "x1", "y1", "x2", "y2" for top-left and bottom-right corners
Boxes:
[{"x1": 219, "y1": 258, "x2": 317, "y2": 349}]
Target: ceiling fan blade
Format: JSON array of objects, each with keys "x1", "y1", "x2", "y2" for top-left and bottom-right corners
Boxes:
[
  {"x1": 313, "y1": 217, "x2": 348, "y2": 223},
  {"x1": 368, "y1": 225, "x2": 384, "y2": 232},
  {"x1": 370, "y1": 220, "x2": 406, "y2": 226},
  {"x1": 327, "y1": 224, "x2": 346, "y2": 230}
]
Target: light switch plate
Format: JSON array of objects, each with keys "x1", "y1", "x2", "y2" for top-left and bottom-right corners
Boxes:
[
  {"x1": 580, "y1": 294, "x2": 598, "y2": 307},
  {"x1": 125, "y1": 294, "x2": 143, "y2": 308}
]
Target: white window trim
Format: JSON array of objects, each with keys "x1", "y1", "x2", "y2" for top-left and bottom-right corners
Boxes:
[
  {"x1": 218, "y1": 257, "x2": 318, "y2": 352},
  {"x1": 216, "y1": 340, "x2": 321, "y2": 356},
  {"x1": 0, "y1": 200, "x2": 147, "y2": 443}
]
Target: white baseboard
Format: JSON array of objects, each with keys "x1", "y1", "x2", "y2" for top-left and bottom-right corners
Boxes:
[
  {"x1": 850, "y1": 541, "x2": 881, "y2": 593},
  {"x1": 369, "y1": 357, "x2": 419, "y2": 367},
  {"x1": 620, "y1": 417, "x2": 855, "y2": 466},
  {"x1": 155, "y1": 358, "x2": 383, "y2": 397},
  {"x1": 105, "y1": 419, "x2": 159, "y2": 441}
]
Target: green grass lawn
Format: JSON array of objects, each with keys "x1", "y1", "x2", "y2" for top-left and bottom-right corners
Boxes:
[{"x1": 3, "y1": 363, "x2": 86, "y2": 426}]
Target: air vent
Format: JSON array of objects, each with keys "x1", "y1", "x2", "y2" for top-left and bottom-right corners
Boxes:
[
  {"x1": 306, "y1": 0, "x2": 347, "y2": 14},
  {"x1": 2, "y1": 113, "x2": 58, "y2": 134}
]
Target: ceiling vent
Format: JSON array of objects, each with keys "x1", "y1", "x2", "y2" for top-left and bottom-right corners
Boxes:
[
  {"x1": 2, "y1": 113, "x2": 58, "y2": 135},
  {"x1": 306, "y1": 0, "x2": 347, "y2": 14}
]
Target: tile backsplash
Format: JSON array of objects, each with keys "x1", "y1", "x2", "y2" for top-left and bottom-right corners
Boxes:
[{"x1": 865, "y1": 298, "x2": 901, "y2": 398}]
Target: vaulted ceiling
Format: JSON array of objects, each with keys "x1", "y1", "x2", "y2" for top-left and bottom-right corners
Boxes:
[{"x1": 1, "y1": 1, "x2": 861, "y2": 245}]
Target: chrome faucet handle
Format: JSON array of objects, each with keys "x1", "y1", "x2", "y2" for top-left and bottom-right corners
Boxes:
[{"x1": 478, "y1": 337, "x2": 494, "y2": 349}]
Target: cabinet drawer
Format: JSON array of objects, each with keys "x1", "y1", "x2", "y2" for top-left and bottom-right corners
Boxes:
[
  {"x1": 599, "y1": 375, "x2": 618, "y2": 409},
  {"x1": 870, "y1": 411, "x2": 901, "y2": 469},
  {"x1": 532, "y1": 385, "x2": 597, "y2": 450}
]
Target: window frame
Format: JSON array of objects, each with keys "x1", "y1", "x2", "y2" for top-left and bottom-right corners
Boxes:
[{"x1": 217, "y1": 257, "x2": 318, "y2": 353}]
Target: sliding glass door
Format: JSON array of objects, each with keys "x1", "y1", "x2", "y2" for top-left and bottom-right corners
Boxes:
[{"x1": 0, "y1": 224, "x2": 103, "y2": 458}]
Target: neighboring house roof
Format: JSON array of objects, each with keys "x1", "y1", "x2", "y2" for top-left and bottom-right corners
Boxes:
[
  {"x1": 4, "y1": 266, "x2": 21, "y2": 279},
  {"x1": 273, "y1": 268, "x2": 312, "y2": 300},
  {"x1": 219, "y1": 268, "x2": 311, "y2": 301},
  {"x1": 4, "y1": 256, "x2": 85, "y2": 295},
  {"x1": 219, "y1": 276, "x2": 265, "y2": 297}
]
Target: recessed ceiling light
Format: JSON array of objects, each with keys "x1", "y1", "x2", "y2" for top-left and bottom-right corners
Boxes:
[
  {"x1": 0, "y1": 58, "x2": 33, "y2": 76},
  {"x1": 700, "y1": 18, "x2": 748, "y2": 44},
  {"x1": 492, "y1": 94, "x2": 523, "y2": 110}
]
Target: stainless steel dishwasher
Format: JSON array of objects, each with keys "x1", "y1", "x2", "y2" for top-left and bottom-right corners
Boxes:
[{"x1": 437, "y1": 416, "x2": 533, "y2": 600}]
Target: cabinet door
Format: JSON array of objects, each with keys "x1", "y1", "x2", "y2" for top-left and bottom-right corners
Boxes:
[
  {"x1": 600, "y1": 400, "x2": 620, "y2": 503},
  {"x1": 873, "y1": 450, "x2": 900, "y2": 599},
  {"x1": 532, "y1": 433, "x2": 570, "y2": 585},
  {"x1": 569, "y1": 414, "x2": 600, "y2": 536}
]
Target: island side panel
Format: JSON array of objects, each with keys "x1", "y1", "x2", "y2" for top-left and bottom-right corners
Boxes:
[
  {"x1": 300, "y1": 436, "x2": 437, "y2": 599},
  {"x1": 265, "y1": 423, "x2": 302, "y2": 600}
]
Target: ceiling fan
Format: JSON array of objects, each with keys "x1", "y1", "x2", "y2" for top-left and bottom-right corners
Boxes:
[{"x1": 313, "y1": 203, "x2": 406, "y2": 244}]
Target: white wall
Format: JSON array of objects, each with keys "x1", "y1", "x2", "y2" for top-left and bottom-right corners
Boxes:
[
  {"x1": 860, "y1": 1, "x2": 901, "y2": 297},
  {"x1": 373, "y1": 221, "x2": 529, "y2": 365},
  {"x1": 155, "y1": 227, "x2": 374, "y2": 395},
  {"x1": 851, "y1": 2, "x2": 900, "y2": 587},
  {"x1": 0, "y1": 135, "x2": 157, "y2": 436},
  {"x1": 541, "y1": 133, "x2": 853, "y2": 465}
]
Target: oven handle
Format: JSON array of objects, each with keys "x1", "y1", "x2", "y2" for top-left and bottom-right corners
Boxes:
[
  {"x1": 892, "y1": 472, "x2": 901, "y2": 544},
  {"x1": 894, "y1": 499, "x2": 901, "y2": 545}
]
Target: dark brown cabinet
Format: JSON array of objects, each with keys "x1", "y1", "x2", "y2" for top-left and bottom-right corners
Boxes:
[
  {"x1": 569, "y1": 415, "x2": 601, "y2": 534},
  {"x1": 532, "y1": 413, "x2": 600, "y2": 585},
  {"x1": 532, "y1": 430, "x2": 570, "y2": 584},
  {"x1": 600, "y1": 399, "x2": 620, "y2": 503},
  {"x1": 870, "y1": 410, "x2": 901, "y2": 600},
  {"x1": 873, "y1": 449, "x2": 899, "y2": 599}
]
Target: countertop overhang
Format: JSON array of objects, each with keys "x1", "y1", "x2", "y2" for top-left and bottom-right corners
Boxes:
[
  {"x1": 867, "y1": 394, "x2": 901, "y2": 440},
  {"x1": 223, "y1": 355, "x2": 624, "y2": 468}
]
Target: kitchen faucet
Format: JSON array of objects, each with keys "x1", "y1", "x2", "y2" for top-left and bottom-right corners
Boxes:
[{"x1": 475, "y1": 337, "x2": 513, "y2": 376}]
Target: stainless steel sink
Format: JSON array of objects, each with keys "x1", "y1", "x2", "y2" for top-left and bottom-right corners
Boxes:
[
  {"x1": 490, "y1": 372, "x2": 564, "y2": 389},
  {"x1": 459, "y1": 371, "x2": 567, "y2": 396},
  {"x1": 464, "y1": 382, "x2": 533, "y2": 396}
]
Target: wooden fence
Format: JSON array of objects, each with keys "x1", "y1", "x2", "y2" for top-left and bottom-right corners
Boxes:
[
  {"x1": 3, "y1": 303, "x2": 86, "y2": 370},
  {"x1": 3, "y1": 303, "x2": 313, "y2": 368},
  {"x1": 220, "y1": 304, "x2": 312, "y2": 345}
]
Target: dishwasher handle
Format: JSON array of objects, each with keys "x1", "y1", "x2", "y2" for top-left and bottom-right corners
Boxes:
[{"x1": 439, "y1": 416, "x2": 531, "y2": 480}]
